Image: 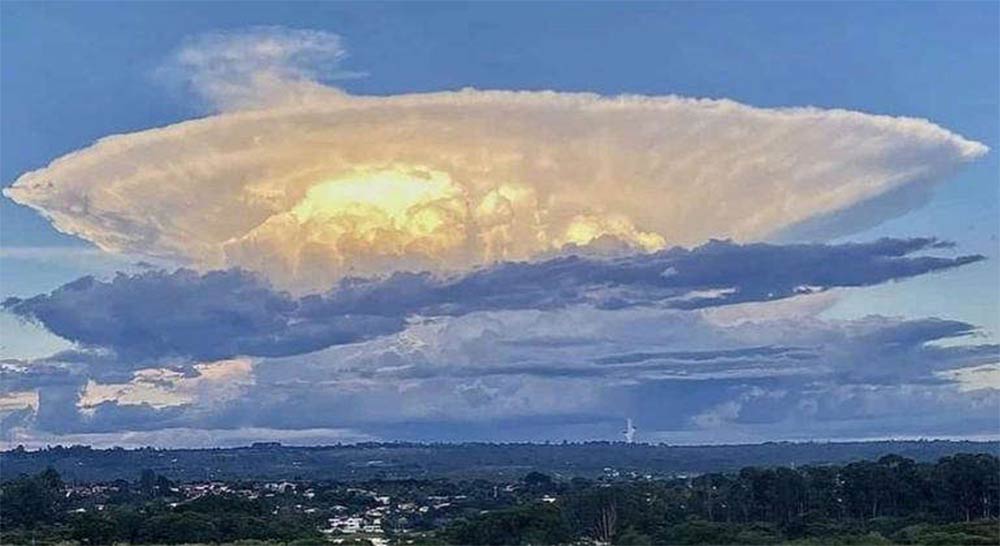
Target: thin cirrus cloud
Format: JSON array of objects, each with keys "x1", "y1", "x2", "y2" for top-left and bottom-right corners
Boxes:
[
  {"x1": 2, "y1": 238, "x2": 982, "y2": 365},
  {"x1": 159, "y1": 26, "x2": 355, "y2": 111},
  {"x1": 3, "y1": 28, "x2": 988, "y2": 292}
]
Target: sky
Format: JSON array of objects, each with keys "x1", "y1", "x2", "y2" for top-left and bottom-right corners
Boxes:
[{"x1": 0, "y1": 2, "x2": 997, "y2": 448}]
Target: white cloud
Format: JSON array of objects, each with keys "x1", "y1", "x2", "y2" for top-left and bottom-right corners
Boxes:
[
  {"x1": 937, "y1": 363, "x2": 1000, "y2": 392},
  {"x1": 78, "y1": 358, "x2": 253, "y2": 412},
  {"x1": 159, "y1": 26, "x2": 353, "y2": 111},
  {"x1": 700, "y1": 289, "x2": 841, "y2": 326},
  {"x1": 0, "y1": 426, "x2": 372, "y2": 450},
  {"x1": 4, "y1": 30, "x2": 987, "y2": 292},
  {"x1": 0, "y1": 390, "x2": 38, "y2": 413}
]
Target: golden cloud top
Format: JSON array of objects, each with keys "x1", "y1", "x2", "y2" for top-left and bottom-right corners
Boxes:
[{"x1": 5, "y1": 90, "x2": 987, "y2": 291}]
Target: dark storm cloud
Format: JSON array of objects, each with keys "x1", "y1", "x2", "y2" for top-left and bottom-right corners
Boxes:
[
  {"x1": 3, "y1": 238, "x2": 983, "y2": 364},
  {"x1": 3, "y1": 269, "x2": 404, "y2": 365},
  {"x1": 311, "y1": 237, "x2": 982, "y2": 315}
]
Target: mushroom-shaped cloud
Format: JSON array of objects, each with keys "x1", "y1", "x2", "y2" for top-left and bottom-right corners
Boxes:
[{"x1": 4, "y1": 29, "x2": 988, "y2": 292}]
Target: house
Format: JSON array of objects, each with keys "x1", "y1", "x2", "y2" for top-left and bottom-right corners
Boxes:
[{"x1": 326, "y1": 516, "x2": 364, "y2": 534}]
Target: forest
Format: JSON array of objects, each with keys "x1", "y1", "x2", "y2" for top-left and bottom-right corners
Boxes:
[
  {"x1": 2, "y1": 440, "x2": 993, "y2": 482},
  {"x1": 445, "y1": 453, "x2": 999, "y2": 545},
  {"x1": 1, "y1": 452, "x2": 997, "y2": 545}
]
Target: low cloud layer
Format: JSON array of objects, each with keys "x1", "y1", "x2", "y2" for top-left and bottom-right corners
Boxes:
[
  {"x1": 3, "y1": 294, "x2": 996, "y2": 444},
  {"x1": 3, "y1": 30, "x2": 987, "y2": 291},
  {"x1": 3, "y1": 238, "x2": 981, "y2": 365}
]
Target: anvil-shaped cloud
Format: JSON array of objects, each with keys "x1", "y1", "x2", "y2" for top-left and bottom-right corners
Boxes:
[
  {"x1": 3, "y1": 30, "x2": 987, "y2": 291},
  {"x1": 1, "y1": 28, "x2": 996, "y2": 445}
]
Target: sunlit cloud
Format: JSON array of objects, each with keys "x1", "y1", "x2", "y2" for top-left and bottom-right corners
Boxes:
[
  {"x1": 1, "y1": 27, "x2": 995, "y2": 445},
  {"x1": 937, "y1": 363, "x2": 1000, "y2": 392},
  {"x1": 0, "y1": 390, "x2": 38, "y2": 413},
  {"x1": 4, "y1": 28, "x2": 987, "y2": 292},
  {"x1": 78, "y1": 358, "x2": 253, "y2": 413}
]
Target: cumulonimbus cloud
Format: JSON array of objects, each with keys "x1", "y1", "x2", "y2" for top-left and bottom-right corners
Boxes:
[
  {"x1": 1, "y1": 27, "x2": 996, "y2": 445},
  {"x1": 3, "y1": 30, "x2": 988, "y2": 292}
]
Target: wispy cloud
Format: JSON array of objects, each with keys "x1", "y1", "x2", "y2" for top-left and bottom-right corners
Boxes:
[
  {"x1": 1, "y1": 426, "x2": 372, "y2": 450},
  {"x1": 159, "y1": 26, "x2": 356, "y2": 111}
]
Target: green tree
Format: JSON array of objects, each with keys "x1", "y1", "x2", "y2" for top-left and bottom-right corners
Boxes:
[
  {"x1": 70, "y1": 512, "x2": 121, "y2": 545},
  {"x1": 0, "y1": 467, "x2": 64, "y2": 530}
]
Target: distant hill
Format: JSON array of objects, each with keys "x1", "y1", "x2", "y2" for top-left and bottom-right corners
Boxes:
[{"x1": 2, "y1": 440, "x2": 996, "y2": 483}]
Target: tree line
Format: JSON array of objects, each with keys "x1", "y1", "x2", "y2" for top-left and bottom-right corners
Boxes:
[
  {"x1": 446, "y1": 454, "x2": 998, "y2": 544},
  {"x1": 1, "y1": 453, "x2": 997, "y2": 545}
]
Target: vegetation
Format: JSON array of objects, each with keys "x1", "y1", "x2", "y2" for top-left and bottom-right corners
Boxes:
[
  {"x1": 1, "y1": 453, "x2": 997, "y2": 545},
  {"x1": 446, "y1": 453, "x2": 999, "y2": 545},
  {"x1": 3, "y1": 440, "x2": 994, "y2": 482}
]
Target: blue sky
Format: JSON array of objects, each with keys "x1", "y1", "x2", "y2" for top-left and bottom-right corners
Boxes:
[{"x1": 1, "y1": 3, "x2": 997, "y2": 447}]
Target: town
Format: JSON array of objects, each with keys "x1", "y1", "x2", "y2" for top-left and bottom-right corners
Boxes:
[{"x1": 29, "y1": 465, "x2": 643, "y2": 545}]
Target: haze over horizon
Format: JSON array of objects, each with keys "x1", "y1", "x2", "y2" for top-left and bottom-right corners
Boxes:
[{"x1": 1, "y1": 3, "x2": 998, "y2": 449}]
